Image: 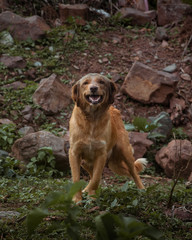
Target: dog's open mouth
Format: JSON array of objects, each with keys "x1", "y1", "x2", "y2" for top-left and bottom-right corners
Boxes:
[{"x1": 86, "y1": 95, "x2": 103, "y2": 104}]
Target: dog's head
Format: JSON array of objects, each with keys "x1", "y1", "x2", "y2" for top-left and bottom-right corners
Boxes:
[{"x1": 72, "y1": 73, "x2": 116, "y2": 111}]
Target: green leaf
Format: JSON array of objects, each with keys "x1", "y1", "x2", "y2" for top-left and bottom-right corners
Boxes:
[
  {"x1": 132, "y1": 199, "x2": 138, "y2": 207},
  {"x1": 111, "y1": 198, "x2": 118, "y2": 208},
  {"x1": 27, "y1": 208, "x2": 49, "y2": 235},
  {"x1": 121, "y1": 181, "x2": 129, "y2": 192}
]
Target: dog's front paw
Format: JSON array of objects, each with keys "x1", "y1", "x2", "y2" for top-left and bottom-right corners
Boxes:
[{"x1": 72, "y1": 192, "x2": 82, "y2": 204}]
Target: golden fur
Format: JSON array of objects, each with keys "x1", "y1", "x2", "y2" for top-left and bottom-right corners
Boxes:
[{"x1": 69, "y1": 73, "x2": 147, "y2": 203}]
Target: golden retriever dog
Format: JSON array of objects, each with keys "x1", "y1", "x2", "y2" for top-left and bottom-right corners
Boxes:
[{"x1": 69, "y1": 73, "x2": 147, "y2": 203}]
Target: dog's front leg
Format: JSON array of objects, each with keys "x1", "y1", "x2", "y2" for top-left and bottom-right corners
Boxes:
[
  {"x1": 83, "y1": 154, "x2": 107, "y2": 197},
  {"x1": 69, "y1": 149, "x2": 82, "y2": 203}
]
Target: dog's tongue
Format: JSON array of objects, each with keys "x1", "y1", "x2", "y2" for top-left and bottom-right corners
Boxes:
[{"x1": 89, "y1": 95, "x2": 101, "y2": 103}]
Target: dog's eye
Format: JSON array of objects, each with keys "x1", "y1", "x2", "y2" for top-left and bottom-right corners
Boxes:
[
  {"x1": 99, "y1": 80, "x2": 105, "y2": 85},
  {"x1": 83, "y1": 81, "x2": 89, "y2": 85}
]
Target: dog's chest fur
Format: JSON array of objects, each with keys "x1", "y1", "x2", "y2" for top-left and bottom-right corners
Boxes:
[{"x1": 70, "y1": 107, "x2": 112, "y2": 162}]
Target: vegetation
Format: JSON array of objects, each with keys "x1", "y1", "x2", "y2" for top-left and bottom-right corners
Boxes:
[{"x1": 0, "y1": 3, "x2": 192, "y2": 240}]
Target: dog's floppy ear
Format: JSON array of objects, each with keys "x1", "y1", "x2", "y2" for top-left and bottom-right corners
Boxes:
[
  {"x1": 72, "y1": 82, "x2": 80, "y2": 106},
  {"x1": 109, "y1": 81, "x2": 117, "y2": 104}
]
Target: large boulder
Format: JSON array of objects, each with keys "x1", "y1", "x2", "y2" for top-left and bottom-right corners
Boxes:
[
  {"x1": 11, "y1": 131, "x2": 69, "y2": 170},
  {"x1": 117, "y1": 7, "x2": 156, "y2": 25},
  {"x1": 59, "y1": 4, "x2": 89, "y2": 24},
  {"x1": 0, "y1": 11, "x2": 50, "y2": 41},
  {"x1": 32, "y1": 74, "x2": 71, "y2": 114},
  {"x1": 129, "y1": 132, "x2": 153, "y2": 159},
  {"x1": 155, "y1": 139, "x2": 192, "y2": 180},
  {"x1": 157, "y1": 0, "x2": 192, "y2": 26},
  {"x1": 121, "y1": 61, "x2": 179, "y2": 104}
]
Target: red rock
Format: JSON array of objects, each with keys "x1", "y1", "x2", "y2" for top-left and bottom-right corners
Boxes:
[
  {"x1": 157, "y1": 0, "x2": 192, "y2": 26},
  {"x1": 11, "y1": 131, "x2": 69, "y2": 170},
  {"x1": 59, "y1": 4, "x2": 89, "y2": 23},
  {"x1": 0, "y1": 11, "x2": 50, "y2": 41},
  {"x1": 121, "y1": 61, "x2": 178, "y2": 104},
  {"x1": 155, "y1": 140, "x2": 192, "y2": 180},
  {"x1": 129, "y1": 132, "x2": 153, "y2": 159},
  {"x1": 0, "y1": 56, "x2": 26, "y2": 69},
  {"x1": 0, "y1": 0, "x2": 8, "y2": 9},
  {"x1": 32, "y1": 74, "x2": 71, "y2": 114}
]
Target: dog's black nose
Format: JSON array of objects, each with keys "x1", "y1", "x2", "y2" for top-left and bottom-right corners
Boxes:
[{"x1": 90, "y1": 86, "x2": 98, "y2": 93}]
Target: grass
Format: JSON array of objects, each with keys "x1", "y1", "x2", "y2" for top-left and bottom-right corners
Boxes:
[{"x1": 0, "y1": 175, "x2": 191, "y2": 240}]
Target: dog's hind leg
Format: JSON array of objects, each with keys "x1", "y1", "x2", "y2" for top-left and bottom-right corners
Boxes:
[{"x1": 108, "y1": 145, "x2": 145, "y2": 189}]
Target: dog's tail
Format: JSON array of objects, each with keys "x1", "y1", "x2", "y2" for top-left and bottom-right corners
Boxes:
[{"x1": 134, "y1": 158, "x2": 148, "y2": 173}]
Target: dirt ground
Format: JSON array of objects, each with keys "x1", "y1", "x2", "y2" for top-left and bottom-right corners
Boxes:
[{"x1": 61, "y1": 19, "x2": 192, "y2": 136}]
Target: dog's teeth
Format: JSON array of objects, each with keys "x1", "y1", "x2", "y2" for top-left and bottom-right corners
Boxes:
[{"x1": 89, "y1": 96, "x2": 101, "y2": 103}]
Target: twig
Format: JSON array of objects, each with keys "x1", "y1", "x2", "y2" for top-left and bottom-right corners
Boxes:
[
  {"x1": 167, "y1": 137, "x2": 192, "y2": 208},
  {"x1": 182, "y1": 34, "x2": 192, "y2": 58}
]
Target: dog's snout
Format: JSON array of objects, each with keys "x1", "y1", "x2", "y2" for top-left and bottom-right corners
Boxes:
[{"x1": 90, "y1": 86, "x2": 98, "y2": 93}]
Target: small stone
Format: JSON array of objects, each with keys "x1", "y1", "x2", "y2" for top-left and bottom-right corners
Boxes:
[
  {"x1": 0, "y1": 31, "x2": 14, "y2": 46},
  {"x1": 180, "y1": 73, "x2": 191, "y2": 81},
  {"x1": 163, "y1": 63, "x2": 177, "y2": 73},
  {"x1": 149, "y1": 42, "x2": 155, "y2": 47},
  {"x1": 161, "y1": 40, "x2": 169, "y2": 48},
  {"x1": 34, "y1": 61, "x2": 42, "y2": 67},
  {"x1": 0, "y1": 119, "x2": 15, "y2": 125},
  {"x1": 49, "y1": 46, "x2": 54, "y2": 52},
  {"x1": 18, "y1": 126, "x2": 34, "y2": 136},
  {"x1": 102, "y1": 57, "x2": 108, "y2": 63},
  {"x1": 155, "y1": 27, "x2": 168, "y2": 41},
  {"x1": 3, "y1": 81, "x2": 26, "y2": 90}
]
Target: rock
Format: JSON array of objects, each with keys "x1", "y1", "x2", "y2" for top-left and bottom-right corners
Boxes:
[
  {"x1": 25, "y1": 15, "x2": 50, "y2": 32},
  {"x1": 21, "y1": 105, "x2": 33, "y2": 115},
  {"x1": 161, "y1": 40, "x2": 169, "y2": 48},
  {"x1": 117, "y1": 7, "x2": 155, "y2": 25},
  {"x1": 11, "y1": 131, "x2": 69, "y2": 171},
  {"x1": 118, "y1": 0, "x2": 127, "y2": 7},
  {"x1": 0, "y1": 211, "x2": 20, "y2": 219},
  {"x1": 169, "y1": 97, "x2": 186, "y2": 126},
  {"x1": 155, "y1": 27, "x2": 168, "y2": 41},
  {"x1": 0, "y1": 0, "x2": 8, "y2": 9},
  {"x1": 0, "y1": 149, "x2": 9, "y2": 158},
  {"x1": 34, "y1": 61, "x2": 42, "y2": 67},
  {"x1": 3, "y1": 81, "x2": 26, "y2": 90},
  {"x1": 18, "y1": 126, "x2": 35, "y2": 136},
  {"x1": 157, "y1": 0, "x2": 192, "y2": 26},
  {"x1": 155, "y1": 139, "x2": 192, "y2": 180},
  {"x1": 121, "y1": 61, "x2": 179, "y2": 104},
  {"x1": 129, "y1": 132, "x2": 153, "y2": 159},
  {"x1": 32, "y1": 74, "x2": 71, "y2": 114},
  {"x1": 148, "y1": 112, "x2": 173, "y2": 140},
  {"x1": 134, "y1": 0, "x2": 149, "y2": 11},
  {"x1": 163, "y1": 63, "x2": 177, "y2": 73},
  {"x1": 59, "y1": 4, "x2": 89, "y2": 23},
  {"x1": 0, "y1": 11, "x2": 50, "y2": 41},
  {"x1": 0, "y1": 56, "x2": 26, "y2": 69},
  {"x1": 0, "y1": 31, "x2": 14, "y2": 46},
  {"x1": 21, "y1": 105, "x2": 33, "y2": 122},
  {"x1": 0, "y1": 119, "x2": 15, "y2": 125},
  {"x1": 180, "y1": 73, "x2": 191, "y2": 81}
]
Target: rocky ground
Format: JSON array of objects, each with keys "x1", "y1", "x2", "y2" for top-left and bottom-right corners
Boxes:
[{"x1": 0, "y1": 1, "x2": 192, "y2": 237}]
